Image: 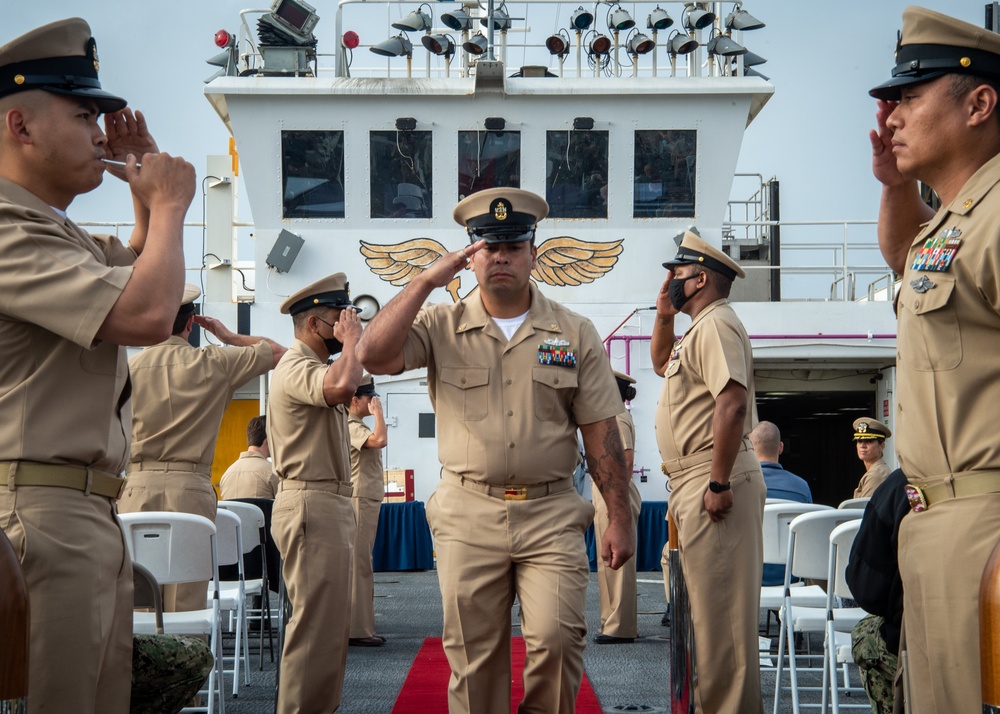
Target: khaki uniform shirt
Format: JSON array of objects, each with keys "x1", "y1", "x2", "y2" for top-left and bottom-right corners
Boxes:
[
  {"x1": 402, "y1": 282, "x2": 622, "y2": 486},
  {"x1": 129, "y1": 336, "x2": 272, "y2": 467},
  {"x1": 349, "y1": 413, "x2": 385, "y2": 501},
  {"x1": 854, "y1": 458, "x2": 891, "y2": 499},
  {"x1": 616, "y1": 410, "x2": 635, "y2": 452},
  {"x1": 219, "y1": 451, "x2": 279, "y2": 499},
  {"x1": 0, "y1": 178, "x2": 134, "y2": 472},
  {"x1": 268, "y1": 339, "x2": 351, "y2": 483},
  {"x1": 896, "y1": 152, "x2": 1000, "y2": 486},
  {"x1": 654, "y1": 299, "x2": 756, "y2": 462}
]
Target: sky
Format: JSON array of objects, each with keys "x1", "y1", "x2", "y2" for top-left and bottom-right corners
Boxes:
[{"x1": 5, "y1": 0, "x2": 985, "y2": 252}]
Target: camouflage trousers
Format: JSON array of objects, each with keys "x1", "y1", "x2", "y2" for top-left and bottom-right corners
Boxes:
[
  {"x1": 131, "y1": 634, "x2": 213, "y2": 714},
  {"x1": 851, "y1": 614, "x2": 897, "y2": 714}
]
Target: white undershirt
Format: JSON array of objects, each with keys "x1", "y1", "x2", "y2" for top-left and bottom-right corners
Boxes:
[
  {"x1": 491, "y1": 311, "x2": 529, "y2": 342},
  {"x1": 50, "y1": 206, "x2": 67, "y2": 219}
]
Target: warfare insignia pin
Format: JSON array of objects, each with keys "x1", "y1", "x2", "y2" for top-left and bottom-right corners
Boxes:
[
  {"x1": 910, "y1": 275, "x2": 935, "y2": 293},
  {"x1": 543, "y1": 338, "x2": 570, "y2": 347},
  {"x1": 88, "y1": 38, "x2": 100, "y2": 72}
]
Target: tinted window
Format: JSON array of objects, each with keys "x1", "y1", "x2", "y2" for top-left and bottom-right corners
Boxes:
[
  {"x1": 281, "y1": 130, "x2": 346, "y2": 219},
  {"x1": 633, "y1": 130, "x2": 696, "y2": 218},
  {"x1": 458, "y1": 130, "x2": 520, "y2": 200},
  {"x1": 370, "y1": 131, "x2": 433, "y2": 218},
  {"x1": 545, "y1": 130, "x2": 609, "y2": 219}
]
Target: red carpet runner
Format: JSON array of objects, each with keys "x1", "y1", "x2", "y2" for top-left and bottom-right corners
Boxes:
[{"x1": 392, "y1": 637, "x2": 603, "y2": 713}]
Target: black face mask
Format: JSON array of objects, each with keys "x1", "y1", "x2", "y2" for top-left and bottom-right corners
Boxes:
[
  {"x1": 315, "y1": 316, "x2": 344, "y2": 357},
  {"x1": 668, "y1": 274, "x2": 702, "y2": 310}
]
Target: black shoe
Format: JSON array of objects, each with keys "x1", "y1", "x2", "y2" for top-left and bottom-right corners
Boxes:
[
  {"x1": 375, "y1": 635, "x2": 387, "y2": 643},
  {"x1": 593, "y1": 634, "x2": 635, "y2": 644},
  {"x1": 660, "y1": 606, "x2": 671, "y2": 627},
  {"x1": 349, "y1": 636, "x2": 385, "y2": 647}
]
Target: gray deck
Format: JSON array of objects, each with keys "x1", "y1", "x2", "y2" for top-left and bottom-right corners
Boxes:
[{"x1": 220, "y1": 570, "x2": 849, "y2": 713}]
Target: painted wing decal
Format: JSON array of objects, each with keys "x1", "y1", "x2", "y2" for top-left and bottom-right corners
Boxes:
[
  {"x1": 531, "y1": 236, "x2": 623, "y2": 287},
  {"x1": 359, "y1": 238, "x2": 449, "y2": 286}
]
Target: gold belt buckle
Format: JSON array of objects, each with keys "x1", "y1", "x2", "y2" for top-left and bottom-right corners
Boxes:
[
  {"x1": 905, "y1": 484, "x2": 928, "y2": 512},
  {"x1": 504, "y1": 487, "x2": 527, "y2": 501}
]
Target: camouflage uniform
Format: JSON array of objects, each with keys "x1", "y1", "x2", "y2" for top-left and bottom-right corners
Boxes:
[
  {"x1": 851, "y1": 614, "x2": 897, "y2": 714},
  {"x1": 130, "y1": 634, "x2": 213, "y2": 714}
]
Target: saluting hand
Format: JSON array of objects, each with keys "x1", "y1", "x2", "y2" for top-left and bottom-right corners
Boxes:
[
  {"x1": 369, "y1": 395, "x2": 383, "y2": 416},
  {"x1": 193, "y1": 315, "x2": 235, "y2": 343},
  {"x1": 420, "y1": 239, "x2": 487, "y2": 289},
  {"x1": 103, "y1": 109, "x2": 158, "y2": 182},
  {"x1": 870, "y1": 99, "x2": 907, "y2": 188},
  {"x1": 656, "y1": 274, "x2": 680, "y2": 320},
  {"x1": 335, "y1": 306, "x2": 363, "y2": 346}
]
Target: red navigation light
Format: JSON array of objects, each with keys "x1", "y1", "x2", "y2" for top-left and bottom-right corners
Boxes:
[
  {"x1": 214, "y1": 29, "x2": 232, "y2": 48},
  {"x1": 343, "y1": 31, "x2": 361, "y2": 50}
]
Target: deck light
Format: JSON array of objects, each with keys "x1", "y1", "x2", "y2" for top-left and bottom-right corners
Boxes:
[
  {"x1": 706, "y1": 32, "x2": 746, "y2": 57},
  {"x1": 421, "y1": 33, "x2": 456, "y2": 57},
  {"x1": 206, "y1": 29, "x2": 239, "y2": 82},
  {"x1": 370, "y1": 33, "x2": 413, "y2": 58},
  {"x1": 667, "y1": 30, "x2": 698, "y2": 55},
  {"x1": 484, "y1": 117, "x2": 506, "y2": 131},
  {"x1": 392, "y1": 8, "x2": 432, "y2": 33},
  {"x1": 743, "y1": 50, "x2": 766, "y2": 67},
  {"x1": 481, "y1": 6, "x2": 512, "y2": 32},
  {"x1": 647, "y1": 7, "x2": 674, "y2": 31},
  {"x1": 610, "y1": 6, "x2": 636, "y2": 31},
  {"x1": 545, "y1": 31, "x2": 570, "y2": 57},
  {"x1": 342, "y1": 31, "x2": 360, "y2": 50},
  {"x1": 441, "y1": 8, "x2": 473, "y2": 32},
  {"x1": 725, "y1": 4, "x2": 765, "y2": 31},
  {"x1": 573, "y1": 117, "x2": 594, "y2": 131},
  {"x1": 395, "y1": 117, "x2": 417, "y2": 131},
  {"x1": 682, "y1": 3, "x2": 716, "y2": 31},
  {"x1": 570, "y1": 6, "x2": 594, "y2": 31},
  {"x1": 627, "y1": 31, "x2": 656, "y2": 56},
  {"x1": 463, "y1": 32, "x2": 489, "y2": 55},
  {"x1": 588, "y1": 34, "x2": 612, "y2": 56},
  {"x1": 214, "y1": 30, "x2": 232, "y2": 48}
]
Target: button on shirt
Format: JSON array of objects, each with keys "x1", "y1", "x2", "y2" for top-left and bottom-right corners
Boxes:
[{"x1": 401, "y1": 283, "x2": 622, "y2": 486}]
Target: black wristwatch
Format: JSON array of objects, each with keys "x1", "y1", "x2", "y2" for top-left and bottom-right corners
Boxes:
[{"x1": 708, "y1": 480, "x2": 731, "y2": 493}]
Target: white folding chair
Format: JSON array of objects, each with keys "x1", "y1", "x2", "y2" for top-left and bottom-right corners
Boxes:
[
  {"x1": 837, "y1": 497, "x2": 870, "y2": 510},
  {"x1": 823, "y1": 519, "x2": 869, "y2": 714},
  {"x1": 118, "y1": 511, "x2": 225, "y2": 714},
  {"x1": 760, "y1": 503, "x2": 832, "y2": 638},
  {"x1": 218, "y1": 500, "x2": 271, "y2": 680},
  {"x1": 211, "y1": 509, "x2": 248, "y2": 697},
  {"x1": 772, "y1": 509, "x2": 866, "y2": 714}
]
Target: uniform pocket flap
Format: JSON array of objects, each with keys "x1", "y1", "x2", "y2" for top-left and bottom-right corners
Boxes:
[
  {"x1": 440, "y1": 366, "x2": 490, "y2": 389},
  {"x1": 905, "y1": 275, "x2": 955, "y2": 316},
  {"x1": 531, "y1": 366, "x2": 579, "y2": 390}
]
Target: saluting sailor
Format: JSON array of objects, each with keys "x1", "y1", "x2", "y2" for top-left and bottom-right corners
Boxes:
[
  {"x1": 267, "y1": 272, "x2": 364, "y2": 714},
  {"x1": 357, "y1": 187, "x2": 634, "y2": 714}
]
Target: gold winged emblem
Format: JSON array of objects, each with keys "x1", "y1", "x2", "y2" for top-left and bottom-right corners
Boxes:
[{"x1": 360, "y1": 236, "x2": 623, "y2": 302}]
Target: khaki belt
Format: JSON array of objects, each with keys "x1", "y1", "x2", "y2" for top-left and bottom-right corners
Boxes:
[
  {"x1": 442, "y1": 472, "x2": 573, "y2": 501},
  {"x1": 127, "y1": 460, "x2": 211, "y2": 474},
  {"x1": 3, "y1": 461, "x2": 126, "y2": 499},
  {"x1": 905, "y1": 471, "x2": 1000, "y2": 512},
  {"x1": 279, "y1": 480, "x2": 355, "y2": 497},
  {"x1": 660, "y1": 438, "x2": 752, "y2": 477}
]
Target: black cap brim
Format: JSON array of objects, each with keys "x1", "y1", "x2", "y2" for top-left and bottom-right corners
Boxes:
[
  {"x1": 43, "y1": 85, "x2": 126, "y2": 113},
  {"x1": 869, "y1": 71, "x2": 947, "y2": 100}
]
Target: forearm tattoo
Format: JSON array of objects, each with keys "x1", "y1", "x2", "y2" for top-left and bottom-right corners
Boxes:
[{"x1": 587, "y1": 419, "x2": 627, "y2": 498}]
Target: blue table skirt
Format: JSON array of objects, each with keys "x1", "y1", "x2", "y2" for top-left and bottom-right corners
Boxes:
[
  {"x1": 372, "y1": 501, "x2": 435, "y2": 571},
  {"x1": 585, "y1": 500, "x2": 668, "y2": 572}
]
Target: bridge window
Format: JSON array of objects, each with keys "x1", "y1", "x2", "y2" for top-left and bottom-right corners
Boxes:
[
  {"x1": 633, "y1": 130, "x2": 696, "y2": 218},
  {"x1": 281, "y1": 130, "x2": 346, "y2": 219},
  {"x1": 458, "y1": 130, "x2": 521, "y2": 200},
  {"x1": 545, "y1": 130, "x2": 609, "y2": 219},
  {"x1": 370, "y1": 131, "x2": 433, "y2": 218}
]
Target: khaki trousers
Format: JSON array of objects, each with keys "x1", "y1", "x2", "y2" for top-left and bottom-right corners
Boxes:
[
  {"x1": 897, "y1": 490, "x2": 1000, "y2": 714},
  {"x1": 272, "y1": 488, "x2": 356, "y2": 714},
  {"x1": 591, "y1": 478, "x2": 642, "y2": 637},
  {"x1": 668, "y1": 451, "x2": 765, "y2": 714},
  {"x1": 118, "y1": 469, "x2": 218, "y2": 612},
  {"x1": 350, "y1": 495, "x2": 382, "y2": 638},
  {"x1": 426, "y1": 479, "x2": 594, "y2": 714},
  {"x1": 0, "y1": 485, "x2": 133, "y2": 714}
]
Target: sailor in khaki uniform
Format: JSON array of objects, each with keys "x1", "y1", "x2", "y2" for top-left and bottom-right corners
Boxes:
[
  {"x1": 0, "y1": 17, "x2": 196, "y2": 713},
  {"x1": 852, "y1": 417, "x2": 891, "y2": 498},
  {"x1": 348, "y1": 374, "x2": 389, "y2": 646},
  {"x1": 357, "y1": 188, "x2": 634, "y2": 714},
  {"x1": 268, "y1": 272, "x2": 363, "y2": 714},
  {"x1": 118, "y1": 284, "x2": 283, "y2": 612},
  {"x1": 592, "y1": 371, "x2": 644, "y2": 644},
  {"x1": 869, "y1": 8, "x2": 1000, "y2": 712},
  {"x1": 651, "y1": 229, "x2": 766, "y2": 714},
  {"x1": 219, "y1": 415, "x2": 279, "y2": 500}
]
